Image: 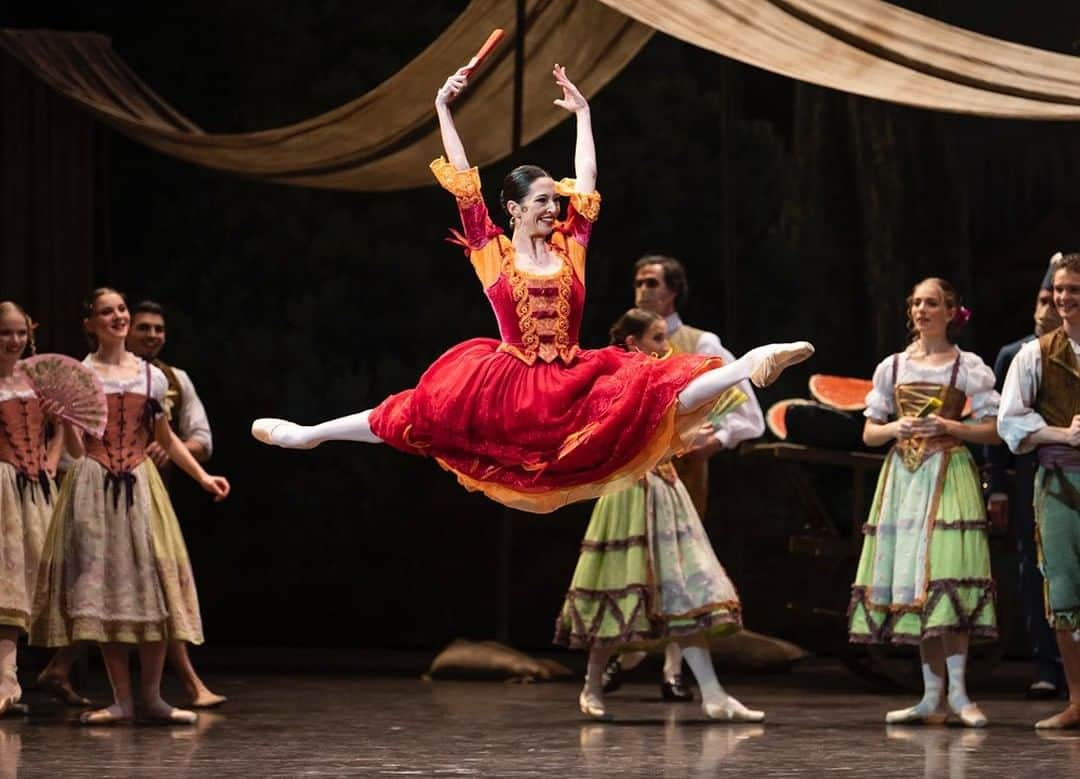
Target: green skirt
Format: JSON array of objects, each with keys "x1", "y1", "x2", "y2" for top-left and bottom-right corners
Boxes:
[
  {"x1": 554, "y1": 467, "x2": 741, "y2": 651},
  {"x1": 849, "y1": 446, "x2": 997, "y2": 645}
]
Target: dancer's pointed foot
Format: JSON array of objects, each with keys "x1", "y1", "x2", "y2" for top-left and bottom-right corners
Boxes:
[
  {"x1": 141, "y1": 697, "x2": 198, "y2": 725},
  {"x1": 80, "y1": 704, "x2": 134, "y2": 726},
  {"x1": 36, "y1": 673, "x2": 91, "y2": 706},
  {"x1": 702, "y1": 695, "x2": 765, "y2": 723},
  {"x1": 749, "y1": 342, "x2": 815, "y2": 388},
  {"x1": 885, "y1": 702, "x2": 948, "y2": 725},
  {"x1": 251, "y1": 418, "x2": 319, "y2": 450},
  {"x1": 950, "y1": 702, "x2": 988, "y2": 728},
  {"x1": 1035, "y1": 703, "x2": 1080, "y2": 730},
  {"x1": 578, "y1": 689, "x2": 612, "y2": 721}
]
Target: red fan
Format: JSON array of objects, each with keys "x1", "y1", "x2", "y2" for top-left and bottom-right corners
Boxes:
[
  {"x1": 461, "y1": 29, "x2": 505, "y2": 77},
  {"x1": 18, "y1": 353, "x2": 108, "y2": 438}
]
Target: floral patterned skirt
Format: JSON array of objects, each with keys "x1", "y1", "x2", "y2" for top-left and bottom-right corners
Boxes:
[
  {"x1": 30, "y1": 457, "x2": 203, "y2": 646},
  {"x1": 0, "y1": 462, "x2": 53, "y2": 632}
]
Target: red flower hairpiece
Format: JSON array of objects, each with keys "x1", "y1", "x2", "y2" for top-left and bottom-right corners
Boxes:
[{"x1": 952, "y1": 306, "x2": 972, "y2": 327}]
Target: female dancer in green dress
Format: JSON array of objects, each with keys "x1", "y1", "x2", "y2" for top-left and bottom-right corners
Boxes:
[
  {"x1": 849, "y1": 278, "x2": 1001, "y2": 727},
  {"x1": 555, "y1": 308, "x2": 763, "y2": 723}
]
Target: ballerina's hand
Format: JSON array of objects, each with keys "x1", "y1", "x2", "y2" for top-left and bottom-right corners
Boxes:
[
  {"x1": 201, "y1": 474, "x2": 231, "y2": 502},
  {"x1": 552, "y1": 64, "x2": 587, "y2": 113},
  {"x1": 39, "y1": 398, "x2": 66, "y2": 420},
  {"x1": 436, "y1": 66, "x2": 470, "y2": 107},
  {"x1": 894, "y1": 417, "x2": 918, "y2": 440},
  {"x1": 914, "y1": 415, "x2": 947, "y2": 437}
]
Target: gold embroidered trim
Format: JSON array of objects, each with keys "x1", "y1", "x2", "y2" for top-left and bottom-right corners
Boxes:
[
  {"x1": 500, "y1": 242, "x2": 578, "y2": 365},
  {"x1": 554, "y1": 178, "x2": 601, "y2": 222},
  {"x1": 429, "y1": 157, "x2": 482, "y2": 201}
]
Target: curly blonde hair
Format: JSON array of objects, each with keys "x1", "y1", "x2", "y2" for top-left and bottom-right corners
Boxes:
[{"x1": 0, "y1": 301, "x2": 36, "y2": 356}]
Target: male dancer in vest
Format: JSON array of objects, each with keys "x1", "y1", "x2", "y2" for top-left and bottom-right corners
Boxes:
[
  {"x1": 126, "y1": 300, "x2": 224, "y2": 707},
  {"x1": 605, "y1": 255, "x2": 765, "y2": 701},
  {"x1": 986, "y1": 257, "x2": 1063, "y2": 699},
  {"x1": 999, "y1": 252, "x2": 1080, "y2": 729}
]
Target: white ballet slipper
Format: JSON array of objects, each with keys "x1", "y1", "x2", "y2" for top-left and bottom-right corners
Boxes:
[
  {"x1": 250, "y1": 418, "x2": 318, "y2": 450},
  {"x1": 702, "y1": 695, "x2": 765, "y2": 723},
  {"x1": 578, "y1": 690, "x2": 612, "y2": 721},
  {"x1": 750, "y1": 342, "x2": 815, "y2": 388},
  {"x1": 885, "y1": 704, "x2": 948, "y2": 725}
]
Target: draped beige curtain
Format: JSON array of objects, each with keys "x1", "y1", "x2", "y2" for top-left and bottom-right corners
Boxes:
[
  {"x1": 5, "y1": 0, "x2": 1080, "y2": 193},
  {"x1": 0, "y1": 0, "x2": 652, "y2": 191},
  {"x1": 598, "y1": 0, "x2": 1080, "y2": 118}
]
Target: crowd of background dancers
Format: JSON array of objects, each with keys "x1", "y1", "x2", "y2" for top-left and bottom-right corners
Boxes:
[{"x1": 1, "y1": 61, "x2": 1078, "y2": 734}]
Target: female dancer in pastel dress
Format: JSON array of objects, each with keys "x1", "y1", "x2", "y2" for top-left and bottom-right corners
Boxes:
[
  {"x1": 252, "y1": 63, "x2": 813, "y2": 514},
  {"x1": 555, "y1": 308, "x2": 763, "y2": 722},
  {"x1": 848, "y1": 278, "x2": 1001, "y2": 727},
  {"x1": 0, "y1": 302, "x2": 71, "y2": 715},
  {"x1": 31, "y1": 289, "x2": 230, "y2": 725}
]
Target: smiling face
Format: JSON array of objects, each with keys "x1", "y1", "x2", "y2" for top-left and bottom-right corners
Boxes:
[
  {"x1": 507, "y1": 177, "x2": 559, "y2": 238},
  {"x1": 626, "y1": 318, "x2": 669, "y2": 357},
  {"x1": 0, "y1": 309, "x2": 29, "y2": 369},
  {"x1": 1053, "y1": 268, "x2": 1080, "y2": 326},
  {"x1": 86, "y1": 291, "x2": 130, "y2": 348},
  {"x1": 128, "y1": 311, "x2": 166, "y2": 360},
  {"x1": 908, "y1": 280, "x2": 954, "y2": 341}
]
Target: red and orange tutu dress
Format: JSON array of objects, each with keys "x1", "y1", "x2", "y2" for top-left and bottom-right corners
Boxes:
[{"x1": 369, "y1": 159, "x2": 722, "y2": 513}]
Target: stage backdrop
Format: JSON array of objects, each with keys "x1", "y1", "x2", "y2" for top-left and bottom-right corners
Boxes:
[{"x1": 3, "y1": 0, "x2": 1080, "y2": 653}]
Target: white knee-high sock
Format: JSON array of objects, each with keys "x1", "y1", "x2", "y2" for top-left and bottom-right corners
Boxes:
[
  {"x1": 945, "y1": 653, "x2": 972, "y2": 710},
  {"x1": 663, "y1": 643, "x2": 683, "y2": 681},
  {"x1": 275, "y1": 410, "x2": 382, "y2": 447},
  {"x1": 916, "y1": 661, "x2": 945, "y2": 712},
  {"x1": 681, "y1": 645, "x2": 724, "y2": 705}
]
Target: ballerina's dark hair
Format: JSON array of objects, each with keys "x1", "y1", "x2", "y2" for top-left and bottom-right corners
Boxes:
[
  {"x1": 499, "y1": 164, "x2": 551, "y2": 227},
  {"x1": 0, "y1": 301, "x2": 37, "y2": 356},
  {"x1": 609, "y1": 308, "x2": 663, "y2": 350}
]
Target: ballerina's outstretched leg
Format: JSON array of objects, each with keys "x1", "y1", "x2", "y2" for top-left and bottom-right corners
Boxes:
[
  {"x1": 252, "y1": 410, "x2": 382, "y2": 449},
  {"x1": 677, "y1": 340, "x2": 814, "y2": 412},
  {"x1": 253, "y1": 341, "x2": 813, "y2": 450}
]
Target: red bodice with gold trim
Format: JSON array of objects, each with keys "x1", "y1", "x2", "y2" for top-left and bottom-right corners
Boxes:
[
  {"x1": 83, "y1": 392, "x2": 154, "y2": 475},
  {"x1": 0, "y1": 395, "x2": 48, "y2": 476},
  {"x1": 487, "y1": 260, "x2": 585, "y2": 366}
]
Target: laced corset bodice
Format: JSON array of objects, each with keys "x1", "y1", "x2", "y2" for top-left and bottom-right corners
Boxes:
[
  {"x1": 81, "y1": 359, "x2": 163, "y2": 508},
  {"x1": 0, "y1": 394, "x2": 50, "y2": 497},
  {"x1": 892, "y1": 354, "x2": 965, "y2": 470},
  {"x1": 83, "y1": 392, "x2": 156, "y2": 476},
  {"x1": 486, "y1": 257, "x2": 585, "y2": 366}
]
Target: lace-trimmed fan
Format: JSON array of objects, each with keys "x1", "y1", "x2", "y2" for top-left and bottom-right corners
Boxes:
[{"x1": 18, "y1": 354, "x2": 108, "y2": 438}]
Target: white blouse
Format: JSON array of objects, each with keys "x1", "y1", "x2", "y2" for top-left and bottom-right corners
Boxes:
[
  {"x1": 864, "y1": 349, "x2": 999, "y2": 422},
  {"x1": 997, "y1": 335, "x2": 1080, "y2": 454},
  {"x1": 82, "y1": 356, "x2": 168, "y2": 408}
]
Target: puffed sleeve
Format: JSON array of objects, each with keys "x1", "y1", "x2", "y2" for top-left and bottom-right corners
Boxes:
[
  {"x1": 863, "y1": 355, "x2": 896, "y2": 421},
  {"x1": 997, "y1": 340, "x2": 1046, "y2": 454},
  {"x1": 148, "y1": 365, "x2": 169, "y2": 417},
  {"x1": 958, "y1": 352, "x2": 1000, "y2": 420},
  {"x1": 552, "y1": 178, "x2": 601, "y2": 282},
  {"x1": 430, "y1": 157, "x2": 505, "y2": 288}
]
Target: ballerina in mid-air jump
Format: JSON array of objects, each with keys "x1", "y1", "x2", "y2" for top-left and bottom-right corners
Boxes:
[{"x1": 252, "y1": 61, "x2": 813, "y2": 513}]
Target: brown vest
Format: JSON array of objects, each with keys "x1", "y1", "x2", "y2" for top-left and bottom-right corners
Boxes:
[
  {"x1": 669, "y1": 320, "x2": 710, "y2": 518},
  {"x1": 152, "y1": 358, "x2": 185, "y2": 430},
  {"x1": 1035, "y1": 328, "x2": 1080, "y2": 429}
]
